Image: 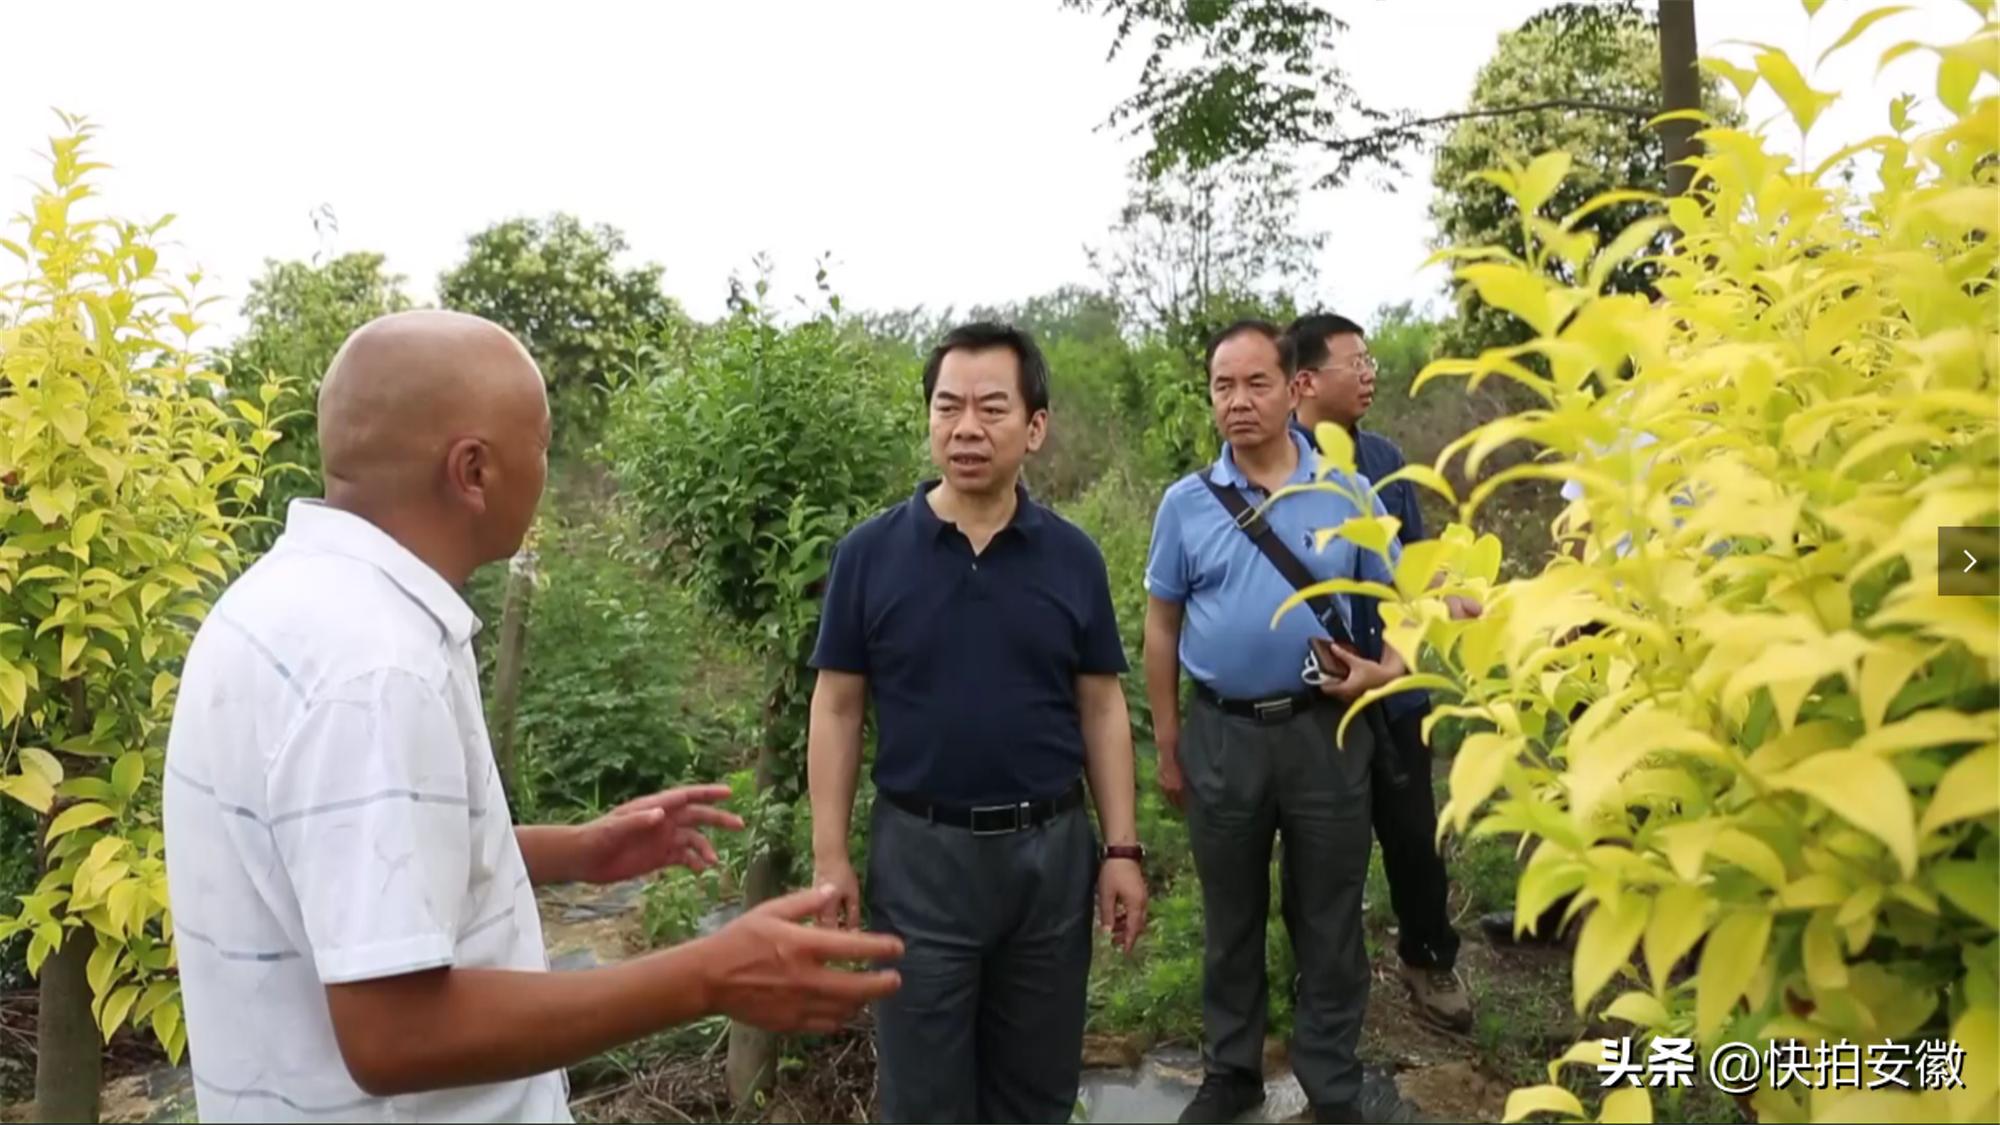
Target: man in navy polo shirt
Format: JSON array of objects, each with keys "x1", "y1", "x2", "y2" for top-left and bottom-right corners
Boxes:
[
  {"x1": 805, "y1": 321, "x2": 1149, "y2": 1124},
  {"x1": 1144, "y1": 319, "x2": 1408, "y2": 1125},
  {"x1": 1286, "y1": 312, "x2": 1473, "y2": 1032}
]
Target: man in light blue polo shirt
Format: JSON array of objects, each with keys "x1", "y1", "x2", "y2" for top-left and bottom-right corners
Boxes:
[{"x1": 1143, "y1": 319, "x2": 1406, "y2": 1125}]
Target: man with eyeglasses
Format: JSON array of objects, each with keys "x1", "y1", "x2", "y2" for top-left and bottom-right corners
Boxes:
[{"x1": 1284, "y1": 312, "x2": 1475, "y2": 1034}]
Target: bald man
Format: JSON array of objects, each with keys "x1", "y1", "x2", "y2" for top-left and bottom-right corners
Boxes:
[{"x1": 163, "y1": 310, "x2": 902, "y2": 1123}]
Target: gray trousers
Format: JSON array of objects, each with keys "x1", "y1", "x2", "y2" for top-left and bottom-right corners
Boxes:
[
  {"x1": 865, "y1": 794, "x2": 1098, "y2": 1124},
  {"x1": 1181, "y1": 695, "x2": 1374, "y2": 1108}
]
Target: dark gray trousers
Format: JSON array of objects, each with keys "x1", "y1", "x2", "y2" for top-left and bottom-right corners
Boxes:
[
  {"x1": 865, "y1": 794, "x2": 1099, "y2": 1124},
  {"x1": 1181, "y1": 696, "x2": 1374, "y2": 1108}
]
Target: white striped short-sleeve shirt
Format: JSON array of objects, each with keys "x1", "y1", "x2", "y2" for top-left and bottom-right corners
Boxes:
[{"x1": 164, "y1": 500, "x2": 568, "y2": 1122}]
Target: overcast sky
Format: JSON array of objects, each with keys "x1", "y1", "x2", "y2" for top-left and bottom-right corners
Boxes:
[{"x1": 0, "y1": 1, "x2": 1984, "y2": 346}]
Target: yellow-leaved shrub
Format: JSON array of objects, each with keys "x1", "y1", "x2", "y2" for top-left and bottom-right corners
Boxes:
[
  {"x1": 0, "y1": 114, "x2": 283, "y2": 1063},
  {"x1": 1288, "y1": 5, "x2": 1996, "y2": 1123}
]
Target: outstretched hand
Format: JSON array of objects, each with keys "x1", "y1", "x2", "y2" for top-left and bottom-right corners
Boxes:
[{"x1": 568, "y1": 785, "x2": 746, "y2": 885}]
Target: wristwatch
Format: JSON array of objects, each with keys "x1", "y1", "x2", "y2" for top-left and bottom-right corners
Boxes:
[{"x1": 1102, "y1": 843, "x2": 1146, "y2": 868}]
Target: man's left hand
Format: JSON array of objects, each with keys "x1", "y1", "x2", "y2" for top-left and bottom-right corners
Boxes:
[
  {"x1": 567, "y1": 785, "x2": 746, "y2": 885},
  {"x1": 1098, "y1": 856, "x2": 1149, "y2": 954},
  {"x1": 1445, "y1": 594, "x2": 1484, "y2": 621}
]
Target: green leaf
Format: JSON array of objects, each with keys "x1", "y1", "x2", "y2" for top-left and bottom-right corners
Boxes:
[
  {"x1": 1697, "y1": 910, "x2": 1772, "y2": 1039},
  {"x1": 1767, "y1": 750, "x2": 1919, "y2": 877},
  {"x1": 111, "y1": 753, "x2": 144, "y2": 801},
  {"x1": 132, "y1": 980, "x2": 176, "y2": 1024},
  {"x1": 1502, "y1": 1085, "x2": 1584, "y2": 1123},
  {"x1": 45, "y1": 802, "x2": 114, "y2": 842},
  {"x1": 1934, "y1": 859, "x2": 2000, "y2": 929}
]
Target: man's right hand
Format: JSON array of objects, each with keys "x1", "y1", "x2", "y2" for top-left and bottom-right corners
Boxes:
[
  {"x1": 810, "y1": 855, "x2": 863, "y2": 930},
  {"x1": 704, "y1": 884, "x2": 903, "y2": 1035},
  {"x1": 1155, "y1": 738, "x2": 1186, "y2": 811}
]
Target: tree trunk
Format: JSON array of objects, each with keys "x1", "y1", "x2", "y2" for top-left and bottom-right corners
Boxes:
[
  {"x1": 490, "y1": 549, "x2": 536, "y2": 799},
  {"x1": 36, "y1": 926, "x2": 102, "y2": 1124},
  {"x1": 728, "y1": 680, "x2": 796, "y2": 1104},
  {"x1": 37, "y1": 680, "x2": 102, "y2": 1123},
  {"x1": 725, "y1": 719, "x2": 791, "y2": 1110},
  {"x1": 1658, "y1": 0, "x2": 1702, "y2": 198}
]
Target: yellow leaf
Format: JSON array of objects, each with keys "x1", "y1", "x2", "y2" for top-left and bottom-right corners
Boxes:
[
  {"x1": 1643, "y1": 884, "x2": 1711, "y2": 990},
  {"x1": 1920, "y1": 743, "x2": 1998, "y2": 835},
  {"x1": 153, "y1": 999, "x2": 183, "y2": 1063},
  {"x1": 1848, "y1": 708, "x2": 1992, "y2": 752},
  {"x1": 1711, "y1": 828, "x2": 1788, "y2": 889},
  {"x1": 97, "y1": 983, "x2": 138, "y2": 1042},
  {"x1": 1657, "y1": 821, "x2": 1722, "y2": 883},
  {"x1": 1370, "y1": 462, "x2": 1457, "y2": 506},
  {"x1": 85, "y1": 938, "x2": 119, "y2": 997},
  {"x1": 150, "y1": 671, "x2": 177, "y2": 712},
  {"x1": 1754, "y1": 45, "x2": 1838, "y2": 137},
  {"x1": 1313, "y1": 422, "x2": 1355, "y2": 477},
  {"x1": 1778, "y1": 873, "x2": 1849, "y2": 910},
  {"x1": 1697, "y1": 910, "x2": 1771, "y2": 1040},
  {"x1": 1603, "y1": 990, "x2": 1669, "y2": 1029},
  {"x1": 1938, "y1": 51, "x2": 1978, "y2": 114},
  {"x1": 1335, "y1": 516, "x2": 1395, "y2": 559},
  {"x1": 27, "y1": 484, "x2": 66, "y2": 525},
  {"x1": 0, "y1": 773, "x2": 56, "y2": 814},
  {"x1": 1802, "y1": 909, "x2": 1848, "y2": 992},
  {"x1": 1574, "y1": 891, "x2": 1649, "y2": 1012},
  {"x1": 1458, "y1": 262, "x2": 1555, "y2": 336},
  {"x1": 1948, "y1": 1005, "x2": 1996, "y2": 1124},
  {"x1": 1447, "y1": 732, "x2": 1517, "y2": 832},
  {"x1": 1768, "y1": 750, "x2": 1919, "y2": 878},
  {"x1": 1545, "y1": 1038, "x2": 1605, "y2": 1084},
  {"x1": 1502, "y1": 1085, "x2": 1584, "y2": 1123},
  {"x1": 45, "y1": 802, "x2": 114, "y2": 842},
  {"x1": 1600, "y1": 1086, "x2": 1651, "y2": 1124},
  {"x1": 60, "y1": 630, "x2": 86, "y2": 675},
  {"x1": 1816, "y1": 6, "x2": 1915, "y2": 68},
  {"x1": 1857, "y1": 639, "x2": 1933, "y2": 730},
  {"x1": 111, "y1": 752, "x2": 144, "y2": 800},
  {"x1": 1517, "y1": 151, "x2": 1573, "y2": 215},
  {"x1": 18, "y1": 747, "x2": 62, "y2": 787}
]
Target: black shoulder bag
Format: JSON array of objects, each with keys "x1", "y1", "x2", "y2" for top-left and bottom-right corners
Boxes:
[{"x1": 1198, "y1": 476, "x2": 1408, "y2": 787}]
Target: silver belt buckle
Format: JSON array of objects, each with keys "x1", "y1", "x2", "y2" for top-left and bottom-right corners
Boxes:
[
  {"x1": 1253, "y1": 697, "x2": 1294, "y2": 722},
  {"x1": 972, "y1": 800, "x2": 1032, "y2": 836}
]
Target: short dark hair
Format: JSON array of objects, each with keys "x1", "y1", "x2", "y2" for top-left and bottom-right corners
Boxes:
[
  {"x1": 1204, "y1": 318, "x2": 1295, "y2": 376},
  {"x1": 921, "y1": 321, "x2": 1051, "y2": 415},
  {"x1": 1284, "y1": 312, "x2": 1367, "y2": 372}
]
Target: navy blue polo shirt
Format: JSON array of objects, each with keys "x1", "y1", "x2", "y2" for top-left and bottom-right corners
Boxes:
[
  {"x1": 1292, "y1": 417, "x2": 1430, "y2": 718},
  {"x1": 809, "y1": 481, "x2": 1129, "y2": 805}
]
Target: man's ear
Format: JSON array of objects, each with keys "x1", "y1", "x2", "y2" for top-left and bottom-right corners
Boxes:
[
  {"x1": 1026, "y1": 407, "x2": 1049, "y2": 453},
  {"x1": 445, "y1": 436, "x2": 491, "y2": 514}
]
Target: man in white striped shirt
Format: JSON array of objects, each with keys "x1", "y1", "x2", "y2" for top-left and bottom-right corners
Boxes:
[{"x1": 164, "y1": 310, "x2": 903, "y2": 1123}]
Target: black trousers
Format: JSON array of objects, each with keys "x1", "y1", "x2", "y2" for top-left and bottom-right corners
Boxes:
[
  {"x1": 1371, "y1": 708, "x2": 1462, "y2": 971},
  {"x1": 1182, "y1": 695, "x2": 1374, "y2": 1108},
  {"x1": 865, "y1": 794, "x2": 1098, "y2": 1124}
]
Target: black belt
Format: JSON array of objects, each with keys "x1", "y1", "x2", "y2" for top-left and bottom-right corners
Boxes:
[
  {"x1": 1194, "y1": 681, "x2": 1325, "y2": 724},
  {"x1": 880, "y1": 780, "x2": 1085, "y2": 835}
]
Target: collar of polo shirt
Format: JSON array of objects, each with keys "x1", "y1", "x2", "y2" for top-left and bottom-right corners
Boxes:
[
  {"x1": 281, "y1": 498, "x2": 483, "y2": 645},
  {"x1": 908, "y1": 479, "x2": 1046, "y2": 540},
  {"x1": 1209, "y1": 428, "x2": 1320, "y2": 492}
]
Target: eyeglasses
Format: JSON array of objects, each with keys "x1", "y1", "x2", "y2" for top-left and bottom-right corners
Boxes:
[{"x1": 1310, "y1": 355, "x2": 1377, "y2": 375}]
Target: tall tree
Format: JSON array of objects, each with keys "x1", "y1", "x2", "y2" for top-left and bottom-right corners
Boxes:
[
  {"x1": 1063, "y1": 0, "x2": 1702, "y2": 189},
  {"x1": 1427, "y1": 4, "x2": 1739, "y2": 358},
  {"x1": 437, "y1": 214, "x2": 683, "y2": 443},
  {"x1": 225, "y1": 252, "x2": 412, "y2": 550}
]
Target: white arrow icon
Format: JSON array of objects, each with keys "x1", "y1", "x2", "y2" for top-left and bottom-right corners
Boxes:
[{"x1": 1967, "y1": 550, "x2": 1979, "y2": 574}]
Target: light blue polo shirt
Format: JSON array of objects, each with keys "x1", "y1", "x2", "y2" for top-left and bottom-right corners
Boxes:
[{"x1": 1145, "y1": 430, "x2": 1399, "y2": 701}]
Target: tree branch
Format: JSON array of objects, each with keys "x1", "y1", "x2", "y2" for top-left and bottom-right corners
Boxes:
[{"x1": 1317, "y1": 98, "x2": 1655, "y2": 155}]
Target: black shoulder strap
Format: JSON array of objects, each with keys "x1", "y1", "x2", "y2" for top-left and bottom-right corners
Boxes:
[{"x1": 1198, "y1": 474, "x2": 1359, "y2": 650}]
